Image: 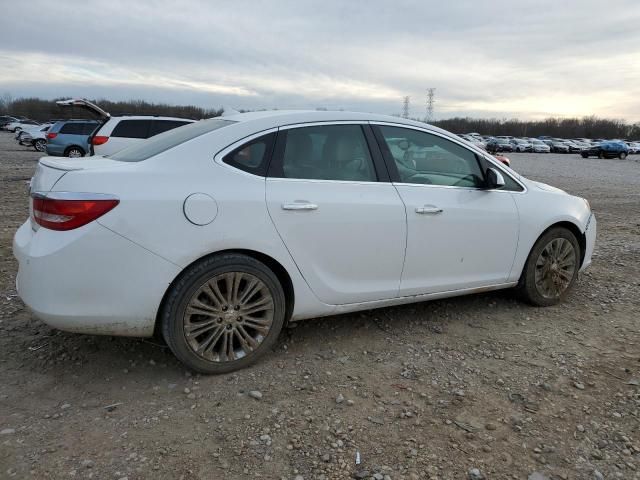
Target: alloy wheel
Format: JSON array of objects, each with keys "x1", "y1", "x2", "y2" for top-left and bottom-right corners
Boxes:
[
  {"x1": 183, "y1": 272, "x2": 275, "y2": 363},
  {"x1": 534, "y1": 238, "x2": 576, "y2": 299}
]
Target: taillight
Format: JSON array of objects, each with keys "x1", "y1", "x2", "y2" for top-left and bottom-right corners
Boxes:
[
  {"x1": 31, "y1": 193, "x2": 119, "y2": 231},
  {"x1": 46, "y1": 132, "x2": 57, "y2": 139},
  {"x1": 91, "y1": 135, "x2": 109, "y2": 145}
]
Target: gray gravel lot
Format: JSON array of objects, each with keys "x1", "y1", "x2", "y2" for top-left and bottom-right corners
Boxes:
[{"x1": 0, "y1": 131, "x2": 639, "y2": 480}]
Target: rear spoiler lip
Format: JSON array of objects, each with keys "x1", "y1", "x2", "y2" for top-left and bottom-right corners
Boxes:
[{"x1": 40, "y1": 157, "x2": 83, "y2": 171}]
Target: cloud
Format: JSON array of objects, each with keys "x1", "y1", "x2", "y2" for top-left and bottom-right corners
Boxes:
[{"x1": 1, "y1": 0, "x2": 639, "y2": 120}]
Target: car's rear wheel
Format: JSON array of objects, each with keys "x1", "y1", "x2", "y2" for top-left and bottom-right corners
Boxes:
[
  {"x1": 518, "y1": 227, "x2": 580, "y2": 306},
  {"x1": 34, "y1": 139, "x2": 46, "y2": 152},
  {"x1": 161, "y1": 254, "x2": 286, "y2": 374},
  {"x1": 65, "y1": 146, "x2": 85, "y2": 158},
  {"x1": 619, "y1": 152, "x2": 627, "y2": 160},
  {"x1": 581, "y1": 152, "x2": 588, "y2": 158}
]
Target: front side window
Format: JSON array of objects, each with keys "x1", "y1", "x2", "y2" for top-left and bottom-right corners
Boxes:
[
  {"x1": 273, "y1": 124, "x2": 376, "y2": 182},
  {"x1": 376, "y1": 125, "x2": 484, "y2": 188}
]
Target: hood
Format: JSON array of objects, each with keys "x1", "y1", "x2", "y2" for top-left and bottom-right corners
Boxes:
[{"x1": 528, "y1": 180, "x2": 567, "y2": 194}]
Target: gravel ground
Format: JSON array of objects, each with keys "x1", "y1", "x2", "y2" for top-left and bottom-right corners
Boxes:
[{"x1": 0, "y1": 131, "x2": 639, "y2": 480}]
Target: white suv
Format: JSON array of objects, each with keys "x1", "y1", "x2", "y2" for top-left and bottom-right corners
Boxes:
[
  {"x1": 55, "y1": 99, "x2": 195, "y2": 156},
  {"x1": 90, "y1": 116, "x2": 195, "y2": 155}
]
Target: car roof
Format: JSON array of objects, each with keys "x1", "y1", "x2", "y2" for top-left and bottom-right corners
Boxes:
[
  {"x1": 220, "y1": 109, "x2": 453, "y2": 136},
  {"x1": 107, "y1": 116, "x2": 196, "y2": 121}
]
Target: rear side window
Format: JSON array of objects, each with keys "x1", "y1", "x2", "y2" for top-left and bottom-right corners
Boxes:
[
  {"x1": 150, "y1": 120, "x2": 192, "y2": 136},
  {"x1": 111, "y1": 120, "x2": 153, "y2": 139},
  {"x1": 60, "y1": 123, "x2": 96, "y2": 135},
  {"x1": 222, "y1": 133, "x2": 275, "y2": 176},
  {"x1": 110, "y1": 118, "x2": 234, "y2": 162},
  {"x1": 270, "y1": 124, "x2": 377, "y2": 182}
]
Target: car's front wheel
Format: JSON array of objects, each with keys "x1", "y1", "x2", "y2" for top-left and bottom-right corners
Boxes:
[
  {"x1": 161, "y1": 254, "x2": 286, "y2": 374},
  {"x1": 518, "y1": 227, "x2": 580, "y2": 306},
  {"x1": 619, "y1": 152, "x2": 627, "y2": 160},
  {"x1": 581, "y1": 152, "x2": 588, "y2": 158}
]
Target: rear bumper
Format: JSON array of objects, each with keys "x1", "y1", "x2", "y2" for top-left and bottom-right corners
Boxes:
[
  {"x1": 580, "y1": 213, "x2": 596, "y2": 271},
  {"x1": 13, "y1": 220, "x2": 181, "y2": 337}
]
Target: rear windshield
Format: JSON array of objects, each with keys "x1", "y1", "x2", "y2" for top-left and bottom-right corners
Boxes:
[{"x1": 109, "y1": 119, "x2": 235, "y2": 162}]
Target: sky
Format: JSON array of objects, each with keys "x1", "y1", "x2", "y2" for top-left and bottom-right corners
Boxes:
[{"x1": 1, "y1": 0, "x2": 639, "y2": 121}]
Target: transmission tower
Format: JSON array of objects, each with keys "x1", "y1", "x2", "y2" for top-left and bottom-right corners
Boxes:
[
  {"x1": 426, "y1": 88, "x2": 436, "y2": 122},
  {"x1": 402, "y1": 96, "x2": 410, "y2": 119}
]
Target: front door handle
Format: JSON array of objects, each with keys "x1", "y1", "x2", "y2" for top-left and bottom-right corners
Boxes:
[
  {"x1": 282, "y1": 202, "x2": 318, "y2": 211},
  {"x1": 415, "y1": 205, "x2": 443, "y2": 215}
]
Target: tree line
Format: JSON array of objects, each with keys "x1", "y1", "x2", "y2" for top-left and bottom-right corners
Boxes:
[
  {"x1": 0, "y1": 95, "x2": 223, "y2": 121},
  {"x1": 1, "y1": 94, "x2": 638, "y2": 139},
  {"x1": 431, "y1": 116, "x2": 640, "y2": 140}
]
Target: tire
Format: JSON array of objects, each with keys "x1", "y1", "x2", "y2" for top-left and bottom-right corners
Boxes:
[
  {"x1": 619, "y1": 152, "x2": 627, "y2": 160},
  {"x1": 517, "y1": 227, "x2": 581, "y2": 307},
  {"x1": 161, "y1": 253, "x2": 286, "y2": 374},
  {"x1": 34, "y1": 139, "x2": 46, "y2": 152},
  {"x1": 581, "y1": 153, "x2": 588, "y2": 158},
  {"x1": 65, "y1": 146, "x2": 85, "y2": 158}
]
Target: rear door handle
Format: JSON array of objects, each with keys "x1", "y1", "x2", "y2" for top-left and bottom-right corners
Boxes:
[
  {"x1": 282, "y1": 202, "x2": 318, "y2": 211},
  {"x1": 415, "y1": 205, "x2": 443, "y2": 215}
]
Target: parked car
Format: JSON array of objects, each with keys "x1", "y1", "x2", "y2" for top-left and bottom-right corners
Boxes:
[
  {"x1": 560, "y1": 141, "x2": 583, "y2": 153},
  {"x1": 529, "y1": 139, "x2": 551, "y2": 153},
  {"x1": 0, "y1": 115, "x2": 20, "y2": 129},
  {"x1": 45, "y1": 120, "x2": 101, "y2": 157},
  {"x1": 5, "y1": 119, "x2": 39, "y2": 132},
  {"x1": 17, "y1": 124, "x2": 52, "y2": 152},
  {"x1": 510, "y1": 139, "x2": 532, "y2": 152},
  {"x1": 14, "y1": 111, "x2": 596, "y2": 373},
  {"x1": 581, "y1": 141, "x2": 629, "y2": 159},
  {"x1": 56, "y1": 99, "x2": 195, "y2": 156},
  {"x1": 486, "y1": 137, "x2": 514, "y2": 153},
  {"x1": 550, "y1": 141, "x2": 570, "y2": 153}
]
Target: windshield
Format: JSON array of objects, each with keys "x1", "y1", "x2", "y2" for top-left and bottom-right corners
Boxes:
[{"x1": 110, "y1": 118, "x2": 235, "y2": 162}]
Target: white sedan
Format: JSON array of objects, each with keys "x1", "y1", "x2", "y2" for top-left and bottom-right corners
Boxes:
[{"x1": 13, "y1": 111, "x2": 596, "y2": 373}]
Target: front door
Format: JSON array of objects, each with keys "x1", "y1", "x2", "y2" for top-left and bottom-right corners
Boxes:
[{"x1": 373, "y1": 124, "x2": 519, "y2": 295}]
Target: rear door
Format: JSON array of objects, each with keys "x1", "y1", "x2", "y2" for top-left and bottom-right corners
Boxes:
[{"x1": 265, "y1": 123, "x2": 406, "y2": 305}]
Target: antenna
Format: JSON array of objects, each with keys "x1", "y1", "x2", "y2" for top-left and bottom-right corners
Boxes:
[
  {"x1": 426, "y1": 88, "x2": 436, "y2": 122},
  {"x1": 402, "y1": 96, "x2": 410, "y2": 119}
]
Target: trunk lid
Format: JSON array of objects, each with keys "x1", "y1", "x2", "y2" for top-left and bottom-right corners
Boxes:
[
  {"x1": 55, "y1": 99, "x2": 110, "y2": 120},
  {"x1": 31, "y1": 156, "x2": 126, "y2": 193}
]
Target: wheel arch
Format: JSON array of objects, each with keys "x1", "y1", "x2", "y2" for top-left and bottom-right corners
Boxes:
[
  {"x1": 63, "y1": 144, "x2": 86, "y2": 156},
  {"x1": 154, "y1": 248, "x2": 295, "y2": 337},
  {"x1": 518, "y1": 220, "x2": 586, "y2": 284}
]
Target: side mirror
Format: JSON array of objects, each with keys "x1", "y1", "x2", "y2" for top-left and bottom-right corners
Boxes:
[{"x1": 486, "y1": 167, "x2": 505, "y2": 189}]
